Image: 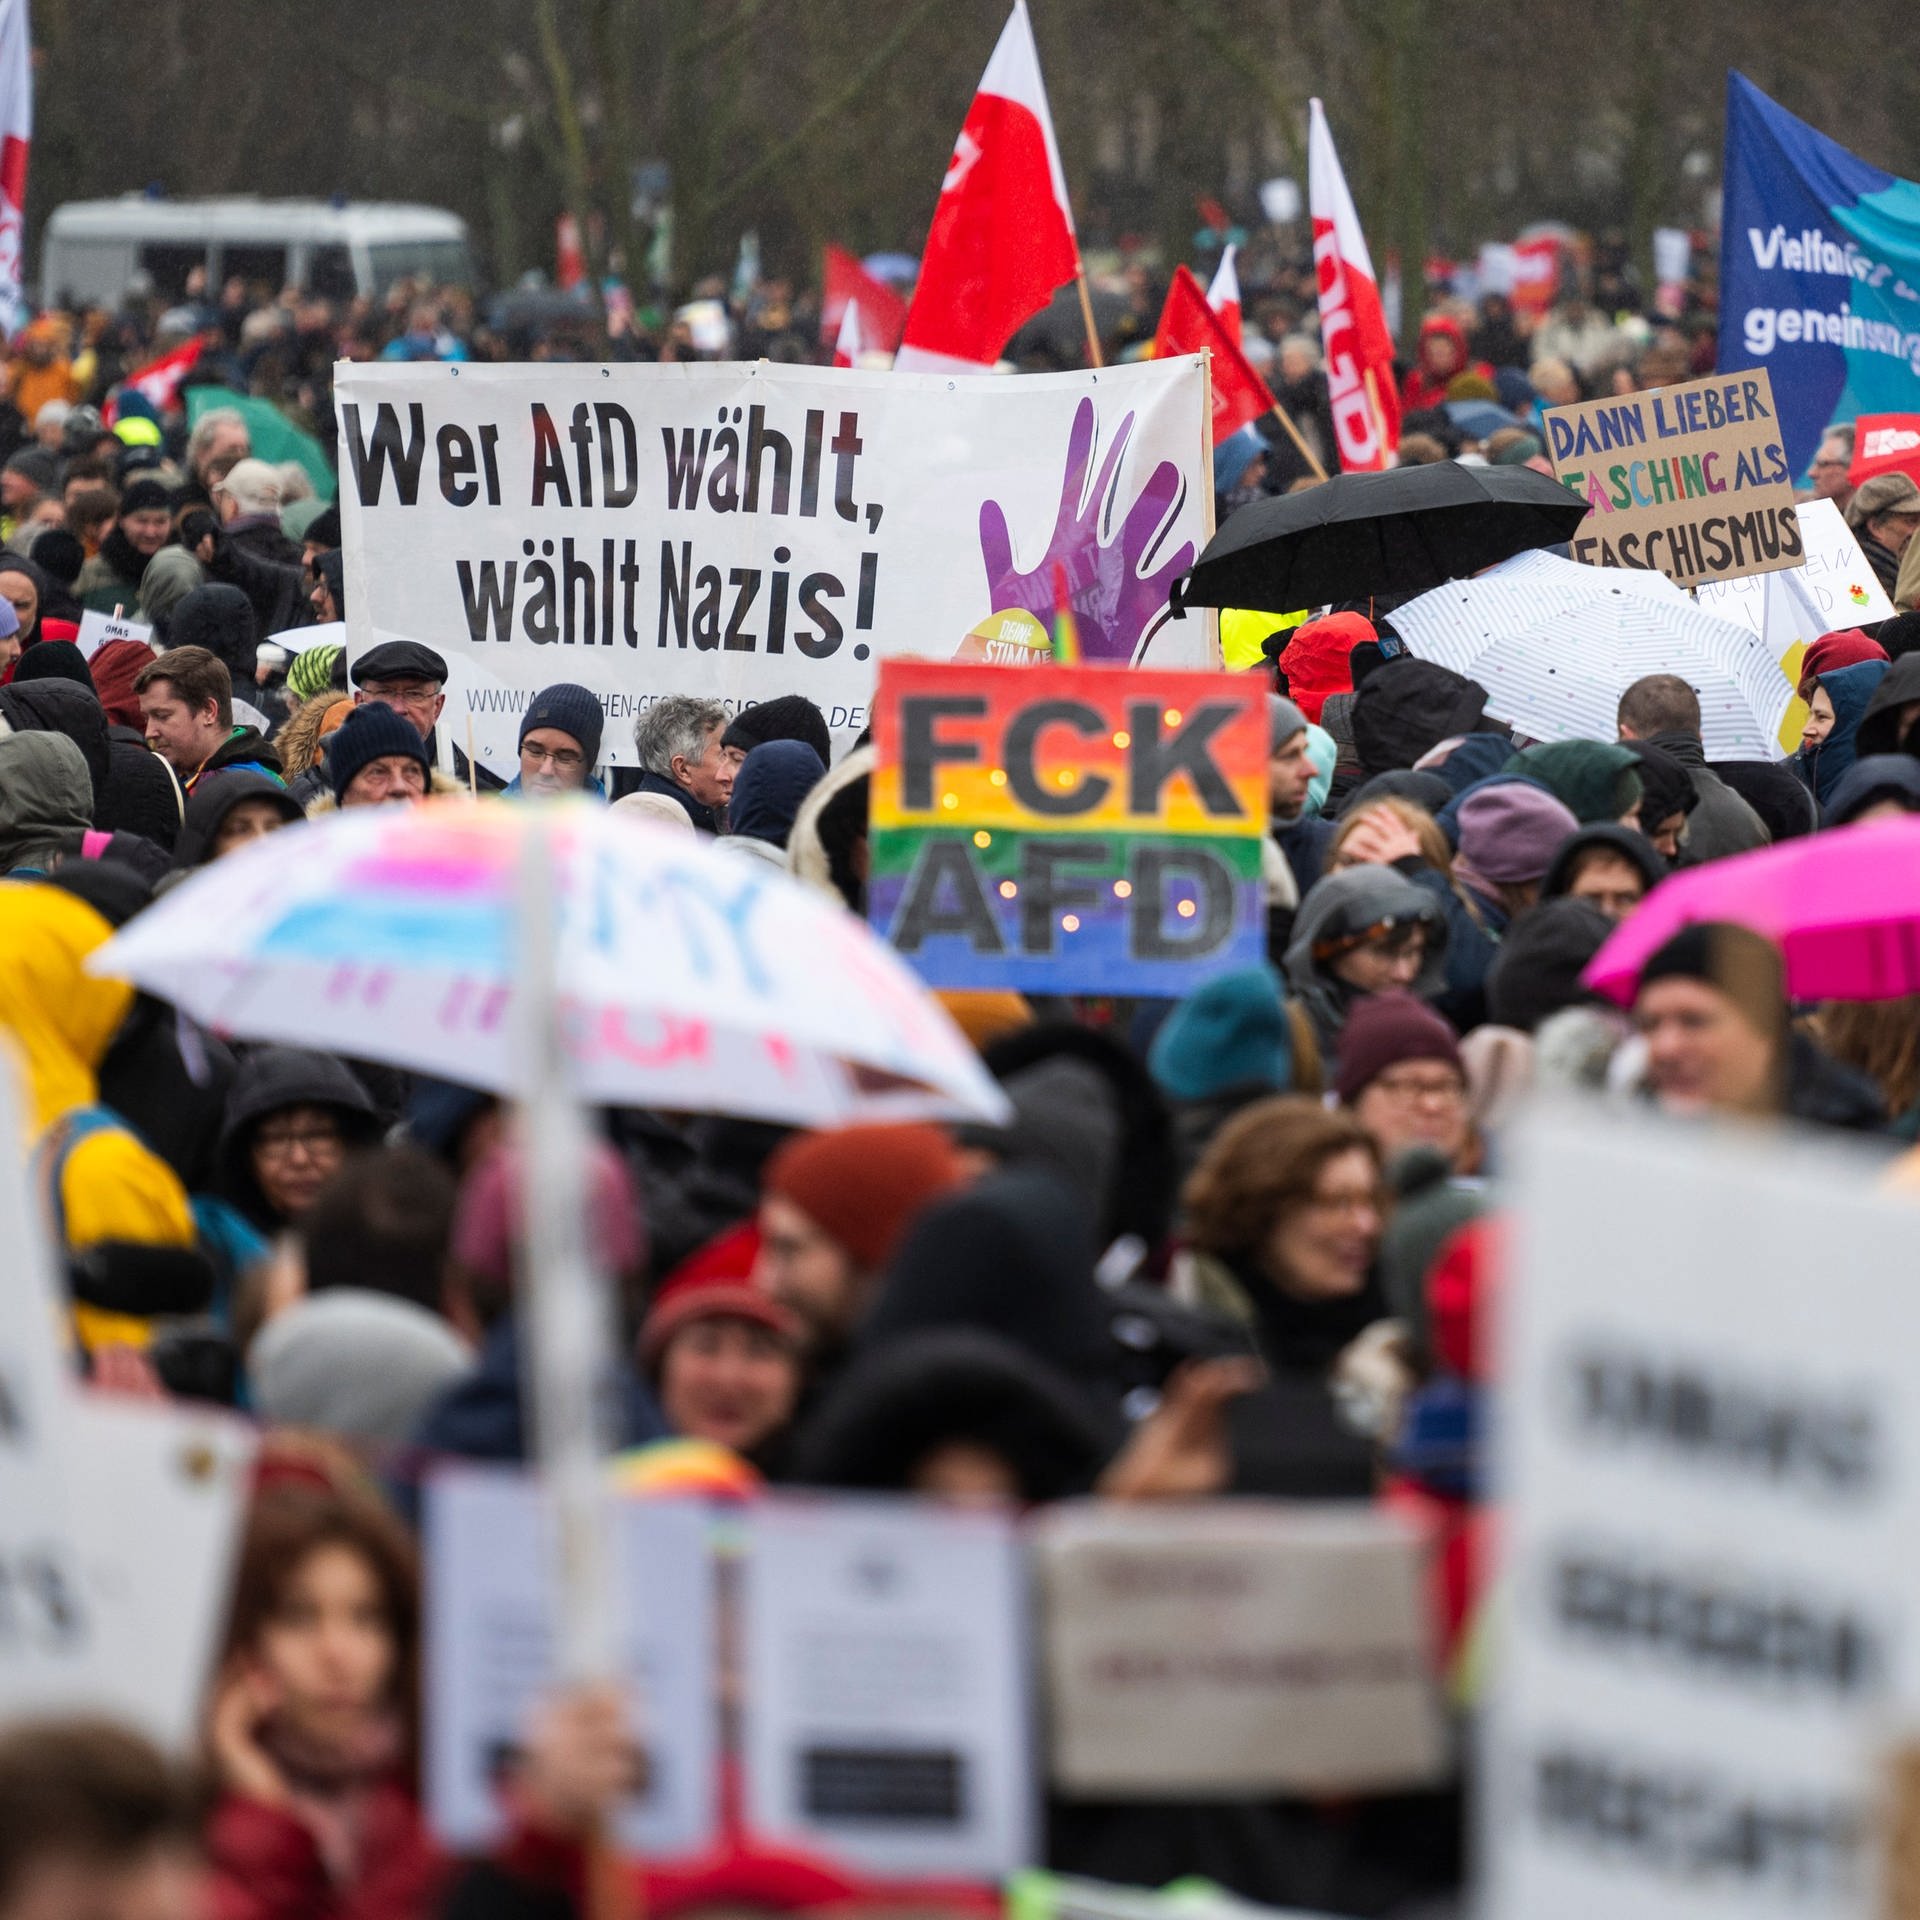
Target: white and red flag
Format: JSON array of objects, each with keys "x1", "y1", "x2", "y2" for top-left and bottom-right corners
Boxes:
[
  {"x1": 832, "y1": 297, "x2": 865, "y2": 368},
  {"x1": 0, "y1": 0, "x2": 31, "y2": 339},
  {"x1": 108, "y1": 335, "x2": 203, "y2": 424},
  {"x1": 894, "y1": 0, "x2": 1079, "y2": 373},
  {"x1": 1152, "y1": 265, "x2": 1275, "y2": 443},
  {"x1": 1308, "y1": 97, "x2": 1400, "y2": 471},
  {"x1": 1205, "y1": 243, "x2": 1242, "y2": 346},
  {"x1": 820, "y1": 244, "x2": 908, "y2": 357}
]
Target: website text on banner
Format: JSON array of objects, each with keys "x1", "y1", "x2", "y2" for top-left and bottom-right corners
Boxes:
[
  {"x1": 335, "y1": 359, "x2": 1212, "y2": 779},
  {"x1": 1545, "y1": 369, "x2": 1800, "y2": 589},
  {"x1": 868, "y1": 660, "x2": 1267, "y2": 996},
  {"x1": 1720, "y1": 71, "x2": 1920, "y2": 479}
]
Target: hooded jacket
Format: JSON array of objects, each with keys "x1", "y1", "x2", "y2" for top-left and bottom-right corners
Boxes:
[
  {"x1": 87, "y1": 637, "x2": 156, "y2": 731},
  {"x1": 1643, "y1": 729, "x2": 1769, "y2": 865},
  {"x1": 1710, "y1": 758, "x2": 1818, "y2": 844},
  {"x1": 1400, "y1": 314, "x2": 1492, "y2": 412},
  {"x1": 790, "y1": 1328, "x2": 1119, "y2": 1503},
  {"x1": 726, "y1": 739, "x2": 825, "y2": 849},
  {"x1": 0, "y1": 731, "x2": 91, "y2": 872},
  {"x1": 861, "y1": 1168, "x2": 1119, "y2": 1392},
  {"x1": 0, "y1": 676, "x2": 111, "y2": 808},
  {"x1": 97, "y1": 731, "x2": 185, "y2": 851},
  {"x1": 167, "y1": 583, "x2": 260, "y2": 684},
  {"x1": 1823, "y1": 753, "x2": 1920, "y2": 826},
  {"x1": 216, "y1": 1047, "x2": 382, "y2": 1230},
  {"x1": 1792, "y1": 657, "x2": 1889, "y2": 807},
  {"x1": 1283, "y1": 865, "x2": 1449, "y2": 1059},
  {"x1": 1504, "y1": 739, "x2": 1644, "y2": 824},
  {"x1": 192, "y1": 724, "x2": 284, "y2": 790},
  {"x1": 1351, "y1": 658, "x2": 1489, "y2": 776},
  {"x1": 1541, "y1": 822, "x2": 1668, "y2": 901},
  {"x1": 981, "y1": 1020, "x2": 1177, "y2": 1249},
  {"x1": 1854, "y1": 652, "x2": 1920, "y2": 758},
  {"x1": 0, "y1": 884, "x2": 202, "y2": 1338},
  {"x1": 173, "y1": 769, "x2": 304, "y2": 868},
  {"x1": 787, "y1": 742, "x2": 874, "y2": 909}
]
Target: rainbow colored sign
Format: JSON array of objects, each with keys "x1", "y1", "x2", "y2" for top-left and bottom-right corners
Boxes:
[{"x1": 869, "y1": 660, "x2": 1268, "y2": 993}]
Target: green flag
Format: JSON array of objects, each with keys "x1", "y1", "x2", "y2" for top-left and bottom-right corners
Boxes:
[{"x1": 185, "y1": 387, "x2": 335, "y2": 503}]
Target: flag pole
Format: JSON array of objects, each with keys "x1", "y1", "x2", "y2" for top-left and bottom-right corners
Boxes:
[
  {"x1": 1075, "y1": 262, "x2": 1104, "y2": 370},
  {"x1": 1264, "y1": 402, "x2": 1329, "y2": 483},
  {"x1": 1362, "y1": 368, "x2": 1393, "y2": 465}
]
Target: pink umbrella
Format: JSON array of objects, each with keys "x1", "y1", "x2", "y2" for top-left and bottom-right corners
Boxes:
[{"x1": 1583, "y1": 817, "x2": 1920, "y2": 1005}]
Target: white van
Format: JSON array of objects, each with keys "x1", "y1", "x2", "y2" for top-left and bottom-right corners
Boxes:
[{"x1": 40, "y1": 197, "x2": 475, "y2": 308}]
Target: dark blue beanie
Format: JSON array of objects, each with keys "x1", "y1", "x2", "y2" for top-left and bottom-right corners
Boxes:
[
  {"x1": 727, "y1": 739, "x2": 825, "y2": 848},
  {"x1": 519, "y1": 681, "x2": 604, "y2": 767},
  {"x1": 329, "y1": 701, "x2": 431, "y2": 803}
]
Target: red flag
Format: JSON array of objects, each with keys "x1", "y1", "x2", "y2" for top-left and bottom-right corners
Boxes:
[
  {"x1": 107, "y1": 335, "x2": 203, "y2": 425},
  {"x1": 832, "y1": 298, "x2": 865, "y2": 369},
  {"x1": 1849, "y1": 414, "x2": 1920, "y2": 489},
  {"x1": 1308, "y1": 97, "x2": 1400, "y2": 471},
  {"x1": 555, "y1": 213, "x2": 586, "y2": 292},
  {"x1": 1153, "y1": 265, "x2": 1276, "y2": 443},
  {"x1": 1205, "y1": 243, "x2": 1243, "y2": 347},
  {"x1": 820, "y1": 245, "x2": 908, "y2": 355},
  {"x1": 0, "y1": 0, "x2": 30, "y2": 337},
  {"x1": 894, "y1": 0, "x2": 1079, "y2": 373}
]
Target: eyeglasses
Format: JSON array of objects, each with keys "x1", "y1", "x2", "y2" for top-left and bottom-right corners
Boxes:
[
  {"x1": 253, "y1": 1123, "x2": 343, "y2": 1160},
  {"x1": 362, "y1": 683, "x2": 440, "y2": 710},
  {"x1": 1313, "y1": 916, "x2": 1427, "y2": 964},
  {"x1": 521, "y1": 744, "x2": 585, "y2": 771},
  {"x1": 1370, "y1": 1069, "x2": 1466, "y2": 1105}
]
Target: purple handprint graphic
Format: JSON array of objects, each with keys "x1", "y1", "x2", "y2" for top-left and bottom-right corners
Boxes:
[{"x1": 978, "y1": 397, "x2": 1195, "y2": 664}]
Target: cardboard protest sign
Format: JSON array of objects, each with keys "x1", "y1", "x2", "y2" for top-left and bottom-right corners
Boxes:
[
  {"x1": 336, "y1": 358, "x2": 1212, "y2": 779},
  {"x1": 1484, "y1": 1107, "x2": 1920, "y2": 1920},
  {"x1": 74, "y1": 607, "x2": 153, "y2": 662},
  {"x1": 1035, "y1": 1502, "x2": 1448, "y2": 1797},
  {"x1": 1545, "y1": 368, "x2": 1800, "y2": 588},
  {"x1": 868, "y1": 660, "x2": 1267, "y2": 994},
  {"x1": 740, "y1": 1497, "x2": 1034, "y2": 1881},
  {"x1": 422, "y1": 1465, "x2": 719, "y2": 1857}
]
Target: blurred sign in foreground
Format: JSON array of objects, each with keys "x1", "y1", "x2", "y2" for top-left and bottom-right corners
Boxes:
[
  {"x1": 868, "y1": 660, "x2": 1268, "y2": 994},
  {"x1": 1486, "y1": 1106, "x2": 1920, "y2": 1920}
]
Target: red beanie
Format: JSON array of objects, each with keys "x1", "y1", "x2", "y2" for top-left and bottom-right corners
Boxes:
[
  {"x1": 638, "y1": 1223, "x2": 798, "y2": 1369},
  {"x1": 760, "y1": 1122, "x2": 967, "y2": 1273},
  {"x1": 1798, "y1": 626, "x2": 1888, "y2": 695},
  {"x1": 1334, "y1": 992, "x2": 1464, "y2": 1106},
  {"x1": 1277, "y1": 611, "x2": 1376, "y2": 724},
  {"x1": 452, "y1": 1139, "x2": 646, "y2": 1294}
]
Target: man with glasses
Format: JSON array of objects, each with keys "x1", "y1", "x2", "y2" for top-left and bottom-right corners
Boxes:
[
  {"x1": 351, "y1": 639, "x2": 447, "y2": 739},
  {"x1": 511, "y1": 683, "x2": 606, "y2": 799},
  {"x1": 1808, "y1": 424, "x2": 1854, "y2": 516},
  {"x1": 1334, "y1": 990, "x2": 1472, "y2": 1171}
]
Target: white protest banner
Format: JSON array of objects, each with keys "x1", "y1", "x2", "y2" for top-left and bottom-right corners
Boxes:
[
  {"x1": 336, "y1": 358, "x2": 1212, "y2": 781},
  {"x1": 73, "y1": 607, "x2": 154, "y2": 662},
  {"x1": 1484, "y1": 1106, "x2": 1920, "y2": 1920},
  {"x1": 1035, "y1": 1501, "x2": 1448, "y2": 1797},
  {"x1": 740, "y1": 1496, "x2": 1034, "y2": 1881},
  {"x1": 1694, "y1": 496, "x2": 1894, "y2": 636},
  {"x1": 0, "y1": 1059, "x2": 86, "y2": 1719},
  {"x1": 422, "y1": 1464, "x2": 718, "y2": 1857}
]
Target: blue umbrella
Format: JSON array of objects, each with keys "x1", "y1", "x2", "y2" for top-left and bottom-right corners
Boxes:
[
  {"x1": 1445, "y1": 400, "x2": 1524, "y2": 440},
  {"x1": 862, "y1": 251, "x2": 919, "y2": 288}
]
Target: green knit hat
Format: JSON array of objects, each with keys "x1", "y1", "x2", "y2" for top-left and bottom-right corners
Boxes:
[{"x1": 286, "y1": 642, "x2": 343, "y2": 703}]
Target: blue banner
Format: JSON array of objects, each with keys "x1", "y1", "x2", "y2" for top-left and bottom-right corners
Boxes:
[{"x1": 1719, "y1": 71, "x2": 1920, "y2": 478}]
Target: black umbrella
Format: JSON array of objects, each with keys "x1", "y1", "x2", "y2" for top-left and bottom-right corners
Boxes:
[{"x1": 1173, "y1": 460, "x2": 1590, "y2": 613}]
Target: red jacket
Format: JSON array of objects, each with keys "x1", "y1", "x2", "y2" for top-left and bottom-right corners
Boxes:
[
  {"x1": 1399, "y1": 315, "x2": 1493, "y2": 415},
  {"x1": 206, "y1": 1787, "x2": 445, "y2": 1920}
]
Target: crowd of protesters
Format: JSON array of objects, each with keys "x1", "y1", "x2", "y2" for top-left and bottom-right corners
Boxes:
[{"x1": 7, "y1": 223, "x2": 1920, "y2": 1920}]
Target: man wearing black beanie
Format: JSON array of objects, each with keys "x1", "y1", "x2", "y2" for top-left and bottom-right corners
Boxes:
[{"x1": 719, "y1": 693, "x2": 832, "y2": 773}]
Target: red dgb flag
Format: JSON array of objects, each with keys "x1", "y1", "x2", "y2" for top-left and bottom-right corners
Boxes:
[
  {"x1": 894, "y1": 0, "x2": 1079, "y2": 373},
  {"x1": 1849, "y1": 413, "x2": 1920, "y2": 489},
  {"x1": 1153, "y1": 265, "x2": 1276, "y2": 443},
  {"x1": 820, "y1": 245, "x2": 908, "y2": 357},
  {"x1": 1308, "y1": 97, "x2": 1400, "y2": 471},
  {"x1": 1206, "y1": 243, "x2": 1243, "y2": 347}
]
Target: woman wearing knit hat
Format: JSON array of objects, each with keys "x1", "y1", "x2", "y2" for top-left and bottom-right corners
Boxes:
[
  {"x1": 1335, "y1": 992, "x2": 1471, "y2": 1169},
  {"x1": 75, "y1": 474, "x2": 174, "y2": 616},
  {"x1": 638, "y1": 1223, "x2": 802, "y2": 1464},
  {"x1": 1450, "y1": 782, "x2": 1580, "y2": 925}
]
